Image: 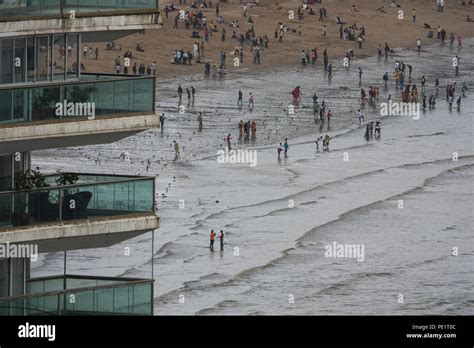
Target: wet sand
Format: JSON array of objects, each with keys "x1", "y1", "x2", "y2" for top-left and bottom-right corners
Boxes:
[{"x1": 32, "y1": 39, "x2": 474, "y2": 315}]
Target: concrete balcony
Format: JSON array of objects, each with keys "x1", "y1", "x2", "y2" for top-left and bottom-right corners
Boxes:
[
  {"x1": 0, "y1": 274, "x2": 154, "y2": 315},
  {"x1": 0, "y1": 74, "x2": 159, "y2": 155},
  {"x1": 0, "y1": 1, "x2": 162, "y2": 39},
  {"x1": 0, "y1": 173, "x2": 159, "y2": 253}
]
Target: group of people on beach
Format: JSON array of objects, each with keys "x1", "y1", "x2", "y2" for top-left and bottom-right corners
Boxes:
[
  {"x1": 239, "y1": 120, "x2": 257, "y2": 139},
  {"x1": 209, "y1": 230, "x2": 224, "y2": 251},
  {"x1": 364, "y1": 121, "x2": 382, "y2": 140},
  {"x1": 157, "y1": 0, "x2": 469, "y2": 173}
]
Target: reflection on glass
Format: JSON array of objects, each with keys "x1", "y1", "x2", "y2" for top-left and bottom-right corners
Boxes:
[
  {"x1": 52, "y1": 35, "x2": 66, "y2": 81},
  {"x1": 66, "y1": 34, "x2": 79, "y2": 79},
  {"x1": 36, "y1": 36, "x2": 50, "y2": 81}
]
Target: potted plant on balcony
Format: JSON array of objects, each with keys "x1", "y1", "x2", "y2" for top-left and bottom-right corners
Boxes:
[
  {"x1": 31, "y1": 88, "x2": 61, "y2": 122},
  {"x1": 55, "y1": 171, "x2": 79, "y2": 186},
  {"x1": 12, "y1": 168, "x2": 50, "y2": 226},
  {"x1": 67, "y1": 86, "x2": 96, "y2": 105}
]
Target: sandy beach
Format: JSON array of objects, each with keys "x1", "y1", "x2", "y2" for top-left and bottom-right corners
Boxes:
[{"x1": 83, "y1": 0, "x2": 474, "y2": 79}]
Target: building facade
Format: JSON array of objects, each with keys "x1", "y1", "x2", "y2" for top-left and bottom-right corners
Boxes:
[{"x1": 0, "y1": 0, "x2": 161, "y2": 315}]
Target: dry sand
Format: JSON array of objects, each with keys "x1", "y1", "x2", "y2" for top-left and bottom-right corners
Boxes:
[{"x1": 84, "y1": 0, "x2": 473, "y2": 79}]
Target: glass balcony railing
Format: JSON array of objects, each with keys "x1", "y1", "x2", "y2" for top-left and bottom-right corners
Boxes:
[
  {"x1": 0, "y1": 174, "x2": 156, "y2": 230},
  {"x1": 0, "y1": 275, "x2": 153, "y2": 315},
  {"x1": 0, "y1": 0, "x2": 159, "y2": 21},
  {"x1": 0, "y1": 75, "x2": 155, "y2": 126}
]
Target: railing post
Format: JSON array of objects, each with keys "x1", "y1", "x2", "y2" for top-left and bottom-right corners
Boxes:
[
  {"x1": 60, "y1": 0, "x2": 64, "y2": 17},
  {"x1": 59, "y1": 188, "x2": 63, "y2": 223}
]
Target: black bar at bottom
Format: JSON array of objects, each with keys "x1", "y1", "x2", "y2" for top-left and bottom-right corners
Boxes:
[{"x1": 0, "y1": 316, "x2": 472, "y2": 346}]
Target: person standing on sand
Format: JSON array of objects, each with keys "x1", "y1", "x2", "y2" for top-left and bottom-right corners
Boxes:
[
  {"x1": 197, "y1": 112, "x2": 203, "y2": 131},
  {"x1": 417, "y1": 39, "x2": 422, "y2": 52},
  {"x1": 248, "y1": 93, "x2": 254, "y2": 109},
  {"x1": 301, "y1": 50, "x2": 307, "y2": 65},
  {"x1": 437, "y1": 0, "x2": 444, "y2": 12},
  {"x1": 457, "y1": 35, "x2": 463, "y2": 49},
  {"x1": 411, "y1": 8, "x2": 416, "y2": 23},
  {"x1": 173, "y1": 14, "x2": 179, "y2": 29},
  {"x1": 315, "y1": 136, "x2": 322, "y2": 152},
  {"x1": 226, "y1": 133, "x2": 232, "y2": 150},
  {"x1": 237, "y1": 90, "x2": 243, "y2": 106},
  {"x1": 323, "y1": 135, "x2": 330, "y2": 151},
  {"x1": 359, "y1": 67, "x2": 363, "y2": 81},
  {"x1": 328, "y1": 64, "x2": 333, "y2": 80},
  {"x1": 178, "y1": 85, "x2": 183, "y2": 103},
  {"x1": 407, "y1": 64, "x2": 413, "y2": 79},
  {"x1": 326, "y1": 109, "x2": 332, "y2": 129},
  {"x1": 375, "y1": 121, "x2": 381, "y2": 137},
  {"x1": 323, "y1": 49, "x2": 329, "y2": 70},
  {"x1": 173, "y1": 140, "x2": 180, "y2": 160},
  {"x1": 363, "y1": 123, "x2": 370, "y2": 140},
  {"x1": 251, "y1": 121, "x2": 257, "y2": 137},
  {"x1": 357, "y1": 109, "x2": 364, "y2": 125},
  {"x1": 160, "y1": 113, "x2": 165, "y2": 133},
  {"x1": 384, "y1": 43, "x2": 390, "y2": 58}
]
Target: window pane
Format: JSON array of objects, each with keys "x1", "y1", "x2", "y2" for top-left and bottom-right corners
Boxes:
[
  {"x1": 36, "y1": 36, "x2": 50, "y2": 81},
  {"x1": 11, "y1": 258, "x2": 25, "y2": 296},
  {"x1": 0, "y1": 259, "x2": 9, "y2": 298},
  {"x1": 13, "y1": 89, "x2": 27, "y2": 121},
  {"x1": 0, "y1": 39, "x2": 13, "y2": 84},
  {"x1": 26, "y1": 37, "x2": 35, "y2": 82},
  {"x1": 0, "y1": 90, "x2": 12, "y2": 123},
  {"x1": 14, "y1": 38, "x2": 26, "y2": 83}
]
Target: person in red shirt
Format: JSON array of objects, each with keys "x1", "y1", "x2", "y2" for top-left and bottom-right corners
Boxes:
[{"x1": 209, "y1": 230, "x2": 216, "y2": 251}]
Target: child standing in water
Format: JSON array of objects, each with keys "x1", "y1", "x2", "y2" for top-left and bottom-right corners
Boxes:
[{"x1": 283, "y1": 139, "x2": 289, "y2": 157}]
